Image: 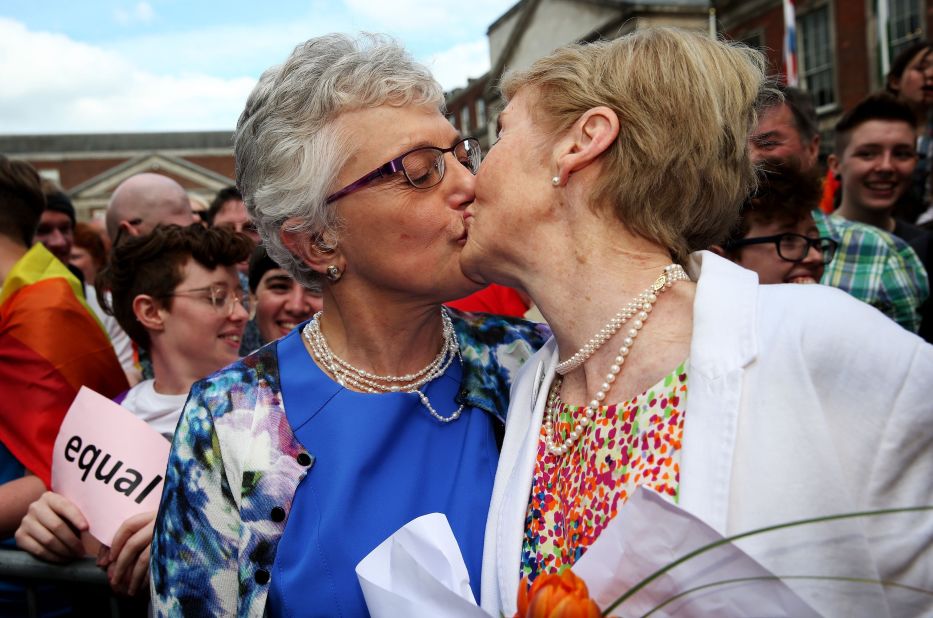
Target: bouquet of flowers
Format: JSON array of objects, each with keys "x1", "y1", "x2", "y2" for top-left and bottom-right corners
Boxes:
[{"x1": 357, "y1": 487, "x2": 932, "y2": 617}]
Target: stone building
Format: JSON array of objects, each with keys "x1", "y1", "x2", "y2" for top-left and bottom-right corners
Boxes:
[
  {"x1": 446, "y1": 0, "x2": 711, "y2": 148},
  {"x1": 448, "y1": 0, "x2": 933, "y2": 154}
]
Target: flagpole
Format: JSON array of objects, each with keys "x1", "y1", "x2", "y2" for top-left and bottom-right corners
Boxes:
[{"x1": 878, "y1": 0, "x2": 890, "y2": 76}]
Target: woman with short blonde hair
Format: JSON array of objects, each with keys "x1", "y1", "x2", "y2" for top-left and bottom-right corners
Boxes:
[
  {"x1": 466, "y1": 28, "x2": 933, "y2": 617},
  {"x1": 498, "y1": 30, "x2": 761, "y2": 262}
]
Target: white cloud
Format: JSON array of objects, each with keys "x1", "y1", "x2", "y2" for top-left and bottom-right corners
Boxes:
[
  {"x1": 114, "y1": 2, "x2": 156, "y2": 26},
  {"x1": 106, "y1": 21, "x2": 329, "y2": 78},
  {"x1": 136, "y1": 2, "x2": 155, "y2": 21},
  {"x1": 0, "y1": 18, "x2": 255, "y2": 133},
  {"x1": 424, "y1": 39, "x2": 491, "y2": 91},
  {"x1": 0, "y1": 8, "x2": 501, "y2": 134}
]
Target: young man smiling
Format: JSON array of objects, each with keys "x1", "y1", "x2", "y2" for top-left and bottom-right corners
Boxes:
[
  {"x1": 749, "y1": 86, "x2": 928, "y2": 335},
  {"x1": 830, "y1": 93, "x2": 933, "y2": 340}
]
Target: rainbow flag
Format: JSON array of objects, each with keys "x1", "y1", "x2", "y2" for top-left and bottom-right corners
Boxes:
[{"x1": 0, "y1": 244, "x2": 128, "y2": 486}]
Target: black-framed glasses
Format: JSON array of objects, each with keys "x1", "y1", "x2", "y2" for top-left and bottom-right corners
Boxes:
[
  {"x1": 325, "y1": 138, "x2": 481, "y2": 204},
  {"x1": 164, "y1": 284, "x2": 250, "y2": 316},
  {"x1": 724, "y1": 233, "x2": 838, "y2": 264}
]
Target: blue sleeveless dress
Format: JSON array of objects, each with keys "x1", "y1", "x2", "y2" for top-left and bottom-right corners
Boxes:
[{"x1": 267, "y1": 327, "x2": 498, "y2": 617}]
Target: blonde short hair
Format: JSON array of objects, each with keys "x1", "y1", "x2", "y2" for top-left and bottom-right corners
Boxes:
[{"x1": 501, "y1": 28, "x2": 767, "y2": 262}]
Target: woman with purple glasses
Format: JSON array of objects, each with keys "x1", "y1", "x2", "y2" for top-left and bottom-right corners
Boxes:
[{"x1": 149, "y1": 34, "x2": 549, "y2": 616}]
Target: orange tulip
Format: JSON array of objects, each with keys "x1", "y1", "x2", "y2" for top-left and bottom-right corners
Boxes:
[{"x1": 514, "y1": 570, "x2": 602, "y2": 618}]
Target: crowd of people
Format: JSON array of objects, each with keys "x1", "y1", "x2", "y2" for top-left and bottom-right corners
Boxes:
[{"x1": 0, "y1": 26, "x2": 931, "y2": 618}]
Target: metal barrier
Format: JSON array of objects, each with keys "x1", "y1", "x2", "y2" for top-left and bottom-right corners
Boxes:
[{"x1": 0, "y1": 548, "x2": 125, "y2": 617}]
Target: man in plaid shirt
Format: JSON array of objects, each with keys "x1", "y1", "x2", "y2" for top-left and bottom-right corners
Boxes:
[
  {"x1": 749, "y1": 86, "x2": 928, "y2": 332},
  {"x1": 813, "y1": 209, "x2": 928, "y2": 332}
]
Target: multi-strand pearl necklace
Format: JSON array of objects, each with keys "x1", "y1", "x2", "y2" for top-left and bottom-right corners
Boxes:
[
  {"x1": 302, "y1": 308, "x2": 465, "y2": 423},
  {"x1": 544, "y1": 264, "x2": 689, "y2": 456}
]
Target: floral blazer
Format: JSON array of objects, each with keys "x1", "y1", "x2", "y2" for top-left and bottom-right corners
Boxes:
[{"x1": 150, "y1": 310, "x2": 550, "y2": 617}]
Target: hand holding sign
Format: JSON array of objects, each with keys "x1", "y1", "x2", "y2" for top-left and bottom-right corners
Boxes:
[
  {"x1": 51, "y1": 387, "x2": 171, "y2": 546},
  {"x1": 15, "y1": 491, "x2": 89, "y2": 562},
  {"x1": 103, "y1": 510, "x2": 156, "y2": 596}
]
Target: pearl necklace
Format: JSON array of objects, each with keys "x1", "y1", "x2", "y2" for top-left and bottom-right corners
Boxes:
[
  {"x1": 302, "y1": 308, "x2": 465, "y2": 423},
  {"x1": 545, "y1": 264, "x2": 689, "y2": 456},
  {"x1": 556, "y1": 263, "x2": 689, "y2": 375}
]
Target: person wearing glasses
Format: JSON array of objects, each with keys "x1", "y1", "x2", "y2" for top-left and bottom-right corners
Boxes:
[
  {"x1": 150, "y1": 34, "x2": 549, "y2": 616},
  {"x1": 15, "y1": 224, "x2": 252, "y2": 599},
  {"x1": 715, "y1": 160, "x2": 837, "y2": 285},
  {"x1": 463, "y1": 30, "x2": 933, "y2": 617},
  {"x1": 750, "y1": 85, "x2": 928, "y2": 335}
]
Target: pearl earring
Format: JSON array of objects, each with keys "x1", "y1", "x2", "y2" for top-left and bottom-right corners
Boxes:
[
  {"x1": 551, "y1": 176, "x2": 560, "y2": 186},
  {"x1": 326, "y1": 265, "x2": 342, "y2": 282}
]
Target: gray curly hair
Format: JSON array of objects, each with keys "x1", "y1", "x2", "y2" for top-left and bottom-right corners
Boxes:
[{"x1": 234, "y1": 33, "x2": 444, "y2": 287}]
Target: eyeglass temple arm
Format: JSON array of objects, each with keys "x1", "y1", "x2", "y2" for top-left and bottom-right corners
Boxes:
[
  {"x1": 721, "y1": 236, "x2": 775, "y2": 249},
  {"x1": 324, "y1": 160, "x2": 405, "y2": 204}
]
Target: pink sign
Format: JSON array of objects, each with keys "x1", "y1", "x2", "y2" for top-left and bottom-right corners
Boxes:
[{"x1": 51, "y1": 386, "x2": 171, "y2": 546}]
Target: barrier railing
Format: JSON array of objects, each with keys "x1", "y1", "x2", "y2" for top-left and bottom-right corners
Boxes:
[{"x1": 0, "y1": 548, "x2": 124, "y2": 617}]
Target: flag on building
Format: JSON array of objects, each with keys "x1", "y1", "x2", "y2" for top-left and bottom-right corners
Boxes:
[{"x1": 783, "y1": 0, "x2": 799, "y2": 86}]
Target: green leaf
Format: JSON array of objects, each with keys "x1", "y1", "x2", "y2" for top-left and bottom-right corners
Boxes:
[{"x1": 639, "y1": 575, "x2": 933, "y2": 618}]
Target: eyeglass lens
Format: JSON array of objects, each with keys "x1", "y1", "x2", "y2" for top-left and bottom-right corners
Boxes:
[
  {"x1": 208, "y1": 286, "x2": 250, "y2": 315},
  {"x1": 777, "y1": 235, "x2": 836, "y2": 264},
  {"x1": 401, "y1": 140, "x2": 480, "y2": 189}
]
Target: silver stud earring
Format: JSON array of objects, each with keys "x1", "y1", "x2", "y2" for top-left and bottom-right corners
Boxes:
[
  {"x1": 551, "y1": 176, "x2": 560, "y2": 186},
  {"x1": 326, "y1": 265, "x2": 342, "y2": 282}
]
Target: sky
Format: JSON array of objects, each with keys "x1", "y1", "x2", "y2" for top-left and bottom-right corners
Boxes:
[{"x1": 0, "y1": 1, "x2": 512, "y2": 134}]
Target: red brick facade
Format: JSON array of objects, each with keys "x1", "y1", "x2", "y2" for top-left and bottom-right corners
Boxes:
[
  {"x1": 719, "y1": 0, "x2": 932, "y2": 117},
  {"x1": 0, "y1": 132, "x2": 236, "y2": 220}
]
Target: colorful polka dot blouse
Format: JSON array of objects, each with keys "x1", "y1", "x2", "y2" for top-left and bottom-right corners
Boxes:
[{"x1": 520, "y1": 361, "x2": 688, "y2": 581}]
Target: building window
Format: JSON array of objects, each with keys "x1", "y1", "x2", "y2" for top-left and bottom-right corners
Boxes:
[
  {"x1": 889, "y1": 0, "x2": 923, "y2": 60},
  {"x1": 799, "y1": 5, "x2": 836, "y2": 109},
  {"x1": 460, "y1": 107, "x2": 470, "y2": 133},
  {"x1": 476, "y1": 98, "x2": 486, "y2": 130}
]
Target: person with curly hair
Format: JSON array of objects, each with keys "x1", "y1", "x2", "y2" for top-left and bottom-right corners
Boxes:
[{"x1": 16, "y1": 224, "x2": 252, "y2": 598}]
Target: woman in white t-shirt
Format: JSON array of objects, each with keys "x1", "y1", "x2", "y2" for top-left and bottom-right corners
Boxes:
[{"x1": 14, "y1": 224, "x2": 253, "y2": 596}]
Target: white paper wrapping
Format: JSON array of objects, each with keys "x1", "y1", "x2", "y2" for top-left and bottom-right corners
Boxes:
[
  {"x1": 356, "y1": 513, "x2": 490, "y2": 618},
  {"x1": 357, "y1": 487, "x2": 819, "y2": 617}
]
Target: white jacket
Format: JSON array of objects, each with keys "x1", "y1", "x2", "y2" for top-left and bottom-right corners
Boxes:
[{"x1": 481, "y1": 251, "x2": 933, "y2": 618}]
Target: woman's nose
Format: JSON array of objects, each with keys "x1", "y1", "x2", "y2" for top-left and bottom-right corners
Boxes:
[
  {"x1": 443, "y1": 152, "x2": 477, "y2": 208},
  {"x1": 230, "y1": 298, "x2": 250, "y2": 322}
]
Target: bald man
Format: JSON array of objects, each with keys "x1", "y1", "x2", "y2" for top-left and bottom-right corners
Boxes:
[{"x1": 106, "y1": 173, "x2": 196, "y2": 243}]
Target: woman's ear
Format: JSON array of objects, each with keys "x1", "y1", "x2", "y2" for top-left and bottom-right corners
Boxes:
[
  {"x1": 133, "y1": 294, "x2": 165, "y2": 332},
  {"x1": 886, "y1": 75, "x2": 901, "y2": 94},
  {"x1": 554, "y1": 106, "x2": 620, "y2": 185},
  {"x1": 710, "y1": 244, "x2": 742, "y2": 265},
  {"x1": 280, "y1": 221, "x2": 343, "y2": 275}
]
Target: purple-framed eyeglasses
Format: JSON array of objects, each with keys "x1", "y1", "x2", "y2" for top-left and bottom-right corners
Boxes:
[{"x1": 325, "y1": 138, "x2": 481, "y2": 204}]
